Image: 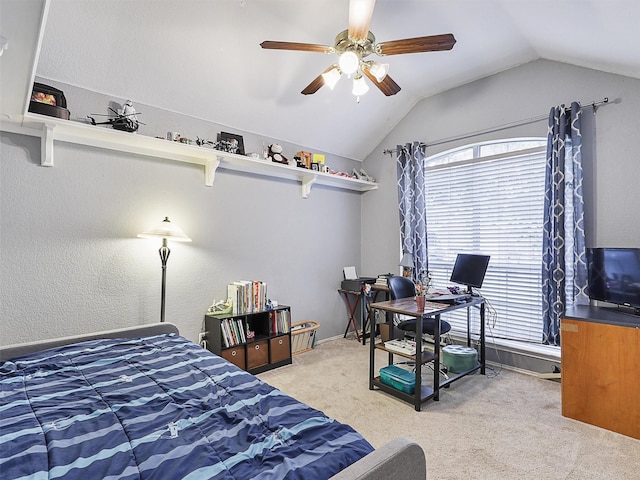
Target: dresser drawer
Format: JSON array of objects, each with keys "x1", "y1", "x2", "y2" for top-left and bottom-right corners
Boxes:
[
  {"x1": 247, "y1": 340, "x2": 269, "y2": 370},
  {"x1": 270, "y1": 335, "x2": 291, "y2": 363},
  {"x1": 221, "y1": 345, "x2": 245, "y2": 370}
]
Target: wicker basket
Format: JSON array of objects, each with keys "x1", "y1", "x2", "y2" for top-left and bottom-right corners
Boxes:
[{"x1": 291, "y1": 320, "x2": 320, "y2": 355}]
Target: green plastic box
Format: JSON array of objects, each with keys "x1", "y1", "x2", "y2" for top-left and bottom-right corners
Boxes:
[
  {"x1": 442, "y1": 345, "x2": 478, "y2": 373},
  {"x1": 379, "y1": 365, "x2": 415, "y2": 394}
]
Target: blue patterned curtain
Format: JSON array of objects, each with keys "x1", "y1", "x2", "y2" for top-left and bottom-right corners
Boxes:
[
  {"x1": 542, "y1": 102, "x2": 588, "y2": 346},
  {"x1": 397, "y1": 142, "x2": 428, "y2": 281}
]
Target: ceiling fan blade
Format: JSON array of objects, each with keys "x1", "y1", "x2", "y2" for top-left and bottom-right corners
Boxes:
[
  {"x1": 348, "y1": 0, "x2": 376, "y2": 41},
  {"x1": 362, "y1": 68, "x2": 401, "y2": 96},
  {"x1": 376, "y1": 33, "x2": 456, "y2": 56},
  {"x1": 260, "y1": 41, "x2": 333, "y2": 54}
]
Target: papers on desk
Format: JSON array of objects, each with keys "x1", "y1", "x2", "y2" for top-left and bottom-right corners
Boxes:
[{"x1": 343, "y1": 266, "x2": 357, "y2": 280}]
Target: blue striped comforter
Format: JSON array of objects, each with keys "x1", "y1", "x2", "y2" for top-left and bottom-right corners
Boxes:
[{"x1": 0, "y1": 333, "x2": 373, "y2": 479}]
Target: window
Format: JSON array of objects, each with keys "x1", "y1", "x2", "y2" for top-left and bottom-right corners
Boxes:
[{"x1": 424, "y1": 139, "x2": 548, "y2": 344}]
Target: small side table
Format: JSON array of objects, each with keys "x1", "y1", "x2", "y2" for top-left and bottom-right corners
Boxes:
[
  {"x1": 338, "y1": 289, "x2": 363, "y2": 342},
  {"x1": 339, "y1": 286, "x2": 385, "y2": 345}
]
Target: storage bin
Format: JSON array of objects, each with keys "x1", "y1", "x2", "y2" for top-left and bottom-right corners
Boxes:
[
  {"x1": 442, "y1": 345, "x2": 478, "y2": 373},
  {"x1": 379, "y1": 365, "x2": 415, "y2": 394},
  {"x1": 291, "y1": 320, "x2": 319, "y2": 355}
]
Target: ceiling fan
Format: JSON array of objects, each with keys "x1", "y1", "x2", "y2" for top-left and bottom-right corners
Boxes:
[{"x1": 260, "y1": 0, "x2": 456, "y2": 98}]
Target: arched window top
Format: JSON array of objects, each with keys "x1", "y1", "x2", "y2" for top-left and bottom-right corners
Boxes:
[{"x1": 425, "y1": 138, "x2": 546, "y2": 168}]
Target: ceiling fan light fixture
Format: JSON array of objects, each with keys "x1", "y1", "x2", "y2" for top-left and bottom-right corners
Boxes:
[
  {"x1": 339, "y1": 50, "x2": 359, "y2": 75},
  {"x1": 368, "y1": 61, "x2": 389, "y2": 82},
  {"x1": 322, "y1": 66, "x2": 342, "y2": 89},
  {"x1": 352, "y1": 74, "x2": 369, "y2": 96}
]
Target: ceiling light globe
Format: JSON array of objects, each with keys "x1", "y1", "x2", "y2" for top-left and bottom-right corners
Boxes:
[
  {"x1": 369, "y1": 62, "x2": 389, "y2": 82},
  {"x1": 322, "y1": 67, "x2": 342, "y2": 90},
  {"x1": 352, "y1": 75, "x2": 369, "y2": 96},
  {"x1": 339, "y1": 51, "x2": 359, "y2": 75}
]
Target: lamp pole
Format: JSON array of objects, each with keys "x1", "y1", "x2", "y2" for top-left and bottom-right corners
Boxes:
[
  {"x1": 138, "y1": 217, "x2": 191, "y2": 324},
  {"x1": 159, "y1": 238, "x2": 170, "y2": 323}
]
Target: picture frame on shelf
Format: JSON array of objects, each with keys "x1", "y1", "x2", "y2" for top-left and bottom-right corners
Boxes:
[
  {"x1": 218, "y1": 132, "x2": 245, "y2": 155},
  {"x1": 311, "y1": 162, "x2": 320, "y2": 171}
]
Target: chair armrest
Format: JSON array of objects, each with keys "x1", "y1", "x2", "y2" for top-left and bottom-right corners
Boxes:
[{"x1": 330, "y1": 437, "x2": 426, "y2": 480}]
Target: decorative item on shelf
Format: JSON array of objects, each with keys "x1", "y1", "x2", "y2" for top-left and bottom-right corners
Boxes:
[
  {"x1": 217, "y1": 132, "x2": 245, "y2": 155},
  {"x1": 138, "y1": 217, "x2": 191, "y2": 323},
  {"x1": 312, "y1": 153, "x2": 325, "y2": 166},
  {"x1": 207, "y1": 299, "x2": 233, "y2": 316},
  {"x1": 359, "y1": 168, "x2": 376, "y2": 182},
  {"x1": 87, "y1": 99, "x2": 143, "y2": 132},
  {"x1": 266, "y1": 144, "x2": 289, "y2": 164},
  {"x1": 196, "y1": 136, "x2": 216, "y2": 148},
  {"x1": 311, "y1": 162, "x2": 320, "y2": 171},
  {"x1": 29, "y1": 82, "x2": 70, "y2": 120},
  {"x1": 296, "y1": 151, "x2": 312, "y2": 168}
]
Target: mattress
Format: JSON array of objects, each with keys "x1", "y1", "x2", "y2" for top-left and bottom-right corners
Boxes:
[{"x1": 0, "y1": 333, "x2": 373, "y2": 479}]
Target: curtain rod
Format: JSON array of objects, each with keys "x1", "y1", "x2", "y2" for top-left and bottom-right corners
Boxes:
[{"x1": 383, "y1": 97, "x2": 612, "y2": 156}]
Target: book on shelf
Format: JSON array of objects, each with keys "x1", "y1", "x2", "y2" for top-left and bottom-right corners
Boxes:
[
  {"x1": 227, "y1": 280, "x2": 268, "y2": 315},
  {"x1": 220, "y1": 318, "x2": 246, "y2": 348},
  {"x1": 269, "y1": 308, "x2": 290, "y2": 335}
]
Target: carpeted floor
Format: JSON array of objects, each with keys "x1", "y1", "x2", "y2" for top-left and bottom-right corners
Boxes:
[{"x1": 257, "y1": 337, "x2": 640, "y2": 480}]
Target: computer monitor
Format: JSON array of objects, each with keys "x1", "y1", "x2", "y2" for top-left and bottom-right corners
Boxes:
[{"x1": 449, "y1": 254, "x2": 490, "y2": 295}]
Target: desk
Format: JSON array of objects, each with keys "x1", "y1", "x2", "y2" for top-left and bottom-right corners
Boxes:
[{"x1": 369, "y1": 297, "x2": 485, "y2": 411}]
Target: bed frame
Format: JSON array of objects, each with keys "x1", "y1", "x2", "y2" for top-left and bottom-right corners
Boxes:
[{"x1": 0, "y1": 324, "x2": 427, "y2": 480}]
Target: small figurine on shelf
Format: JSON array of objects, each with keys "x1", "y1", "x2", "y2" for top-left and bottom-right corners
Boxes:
[
  {"x1": 87, "y1": 99, "x2": 142, "y2": 132},
  {"x1": 206, "y1": 299, "x2": 233, "y2": 316},
  {"x1": 266, "y1": 144, "x2": 289, "y2": 164}
]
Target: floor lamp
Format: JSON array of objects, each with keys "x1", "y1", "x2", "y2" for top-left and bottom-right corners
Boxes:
[{"x1": 138, "y1": 217, "x2": 191, "y2": 322}]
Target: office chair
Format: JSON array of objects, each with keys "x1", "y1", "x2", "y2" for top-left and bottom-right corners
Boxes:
[
  {"x1": 387, "y1": 276, "x2": 452, "y2": 339},
  {"x1": 387, "y1": 275, "x2": 451, "y2": 379}
]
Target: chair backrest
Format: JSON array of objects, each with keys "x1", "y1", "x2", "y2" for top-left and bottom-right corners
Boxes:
[{"x1": 387, "y1": 276, "x2": 416, "y2": 300}]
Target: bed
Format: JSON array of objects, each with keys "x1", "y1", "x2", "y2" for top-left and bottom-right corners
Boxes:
[{"x1": 0, "y1": 324, "x2": 426, "y2": 480}]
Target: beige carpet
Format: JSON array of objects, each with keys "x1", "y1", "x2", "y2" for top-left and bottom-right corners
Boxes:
[{"x1": 258, "y1": 337, "x2": 639, "y2": 480}]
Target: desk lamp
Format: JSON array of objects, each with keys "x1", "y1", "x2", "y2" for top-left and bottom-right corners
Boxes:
[
  {"x1": 399, "y1": 252, "x2": 414, "y2": 278},
  {"x1": 138, "y1": 217, "x2": 191, "y2": 322}
]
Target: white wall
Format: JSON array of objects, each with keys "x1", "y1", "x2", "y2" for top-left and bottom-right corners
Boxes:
[
  {"x1": 361, "y1": 59, "x2": 640, "y2": 276},
  {"x1": 0, "y1": 85, "x2": 366, "y2": 346}
]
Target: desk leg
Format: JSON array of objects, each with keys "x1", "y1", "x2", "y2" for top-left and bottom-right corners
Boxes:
[
  {"x1": 369, "y1": 305, "x2": 376, "y2": 390},
  {"x1": 433, "y1": 314, "x2": 441, "y2": 401},
  {"x1": 480, "y1": 302, "x2": 486, "y2": 375},
  {"x1": 415, "y1": 313, "x2": 423, "y2": 411},
  {"x1": 361, "y1": 292, "x2": 367, "y2": 346}
]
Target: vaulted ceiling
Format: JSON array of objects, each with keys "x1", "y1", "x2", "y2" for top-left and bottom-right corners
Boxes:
[{"x1": 3, "y1": 0, "x2": 640, "y2": 161}]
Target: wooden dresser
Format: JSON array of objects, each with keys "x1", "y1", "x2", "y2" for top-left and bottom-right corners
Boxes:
[{"x1": 561, "y1": 306, "x2": 640, "y2": 439}]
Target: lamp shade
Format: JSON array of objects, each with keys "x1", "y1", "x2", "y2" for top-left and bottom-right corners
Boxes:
[
  {"x1": 367, "y1": 61, "x2": 389, "y2": 82},
  {"x1": 138, "y1": 217, "x2": 191, "y2": 242},
  {"x1": 399, "y1": 252, "x2": 414, "y2": 268},
  {"x1": 352, "y1": 74, "x2": 369, "y2": 96},
  {"x1": 322, "y1": 65, "x2": 342, "y2": 90}
]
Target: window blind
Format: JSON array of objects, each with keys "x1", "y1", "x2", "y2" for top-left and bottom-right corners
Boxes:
[{"x1": 424, "y1": 145, "x2": 547, "y2": 343}]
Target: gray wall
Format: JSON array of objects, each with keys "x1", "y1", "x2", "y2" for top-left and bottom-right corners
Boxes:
[
  {"x1": 0, "y1": 83, "x2": 366, "y2": 346},
  {"x1": 361, "y1": 59, "x2": 640, "y2": 277}
]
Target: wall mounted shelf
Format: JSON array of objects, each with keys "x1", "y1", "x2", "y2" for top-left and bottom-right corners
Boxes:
[{"x1": 1, "y1": 113, "x2": 378, "y2": 198}]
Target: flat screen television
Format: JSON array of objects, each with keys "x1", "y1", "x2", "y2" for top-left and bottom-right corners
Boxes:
[
  {"x1": 587, "y1": 247, "x2": 640, "y2": 312},
  {"x1": 449, "y1": 254, "x2": 490, "y2": 295}
]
